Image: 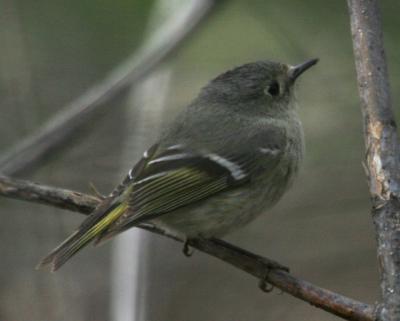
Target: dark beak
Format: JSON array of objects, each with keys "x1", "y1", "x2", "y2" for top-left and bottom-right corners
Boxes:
[{"x1": 288, "y1": 58, "x2": 319, "y2": 82}]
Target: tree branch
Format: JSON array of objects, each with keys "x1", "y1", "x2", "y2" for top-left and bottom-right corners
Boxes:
[
  {"x1": 0, "y1": 0, "x2": 221, "y2": 176},
  {"x1": 347, "y1": 1, "x2": 400, "y2": 321},
  {"x1": 0, "y1": 175, "x2": 375, "y2": 321}
]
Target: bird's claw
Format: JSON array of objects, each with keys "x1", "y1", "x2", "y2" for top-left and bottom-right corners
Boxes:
[
  {"x1": 183, "y1": 240, "x2": 194, "y2": 257},
  {"x1": 258, "y1": 257, "x2": 289, "y2": 273},
  {"x1": 257, "y1": 258, "x2": 289, "y2": 293},
  {"x1": 259, "y1": 274, "x2": 274, "y2": 293}
]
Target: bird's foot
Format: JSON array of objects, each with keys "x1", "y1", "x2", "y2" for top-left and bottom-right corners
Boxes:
[
  {"x1": 89, "y1": 182, "x2": 106, "y2": 200},
  {"x1": 258, "y1": 257, "x2": 289, "y2": 293},
  {"x1": 258, "y1": 257, "x2": 289, "y2": 272},
  {"x1": 259, "y1": 274, "x2": 274, "y2": 293},
  {"x1": 182, "y1": 239, "x2": 194, "y2": 257}
]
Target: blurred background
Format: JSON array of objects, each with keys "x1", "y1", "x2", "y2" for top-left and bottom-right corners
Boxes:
[{"x1": 1, "y1": 0, "x2": 399, "y2": 320}]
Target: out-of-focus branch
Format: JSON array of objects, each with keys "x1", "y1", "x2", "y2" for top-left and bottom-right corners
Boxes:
[
  {"x1": 0, "y1": 0, "x2": 221, "y2": 176},
  {"x1": 347, "y1": 1, "x2": 400, "y2": 321},
  {"x1": 0, "y1": 175, "x2": 375, "y2": 321}
]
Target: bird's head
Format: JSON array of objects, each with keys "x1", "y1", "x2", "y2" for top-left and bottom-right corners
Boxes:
[{"x1": 198, "y1": 59, "x2": 318, "y2": 116}]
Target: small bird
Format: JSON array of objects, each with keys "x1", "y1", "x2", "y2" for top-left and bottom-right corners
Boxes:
[{"x1": 38, "y1": 58, "x2": 318, "y2": 271}]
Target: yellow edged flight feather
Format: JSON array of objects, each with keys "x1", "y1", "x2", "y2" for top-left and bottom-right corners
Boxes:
[{"x1": 37, "y1": 202, "x2": 128, "y2": 272}]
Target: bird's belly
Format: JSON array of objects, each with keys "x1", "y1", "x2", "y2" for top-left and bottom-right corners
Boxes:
[{"x1": 151, "y1": 174, "x2": 289, "y2": 239}]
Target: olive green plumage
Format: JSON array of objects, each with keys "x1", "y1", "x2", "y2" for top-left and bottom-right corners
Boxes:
[{"x1": 38, "y1": 58, "x2": 318, "y2": 271}]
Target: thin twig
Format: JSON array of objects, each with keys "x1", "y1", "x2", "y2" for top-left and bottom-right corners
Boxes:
[
  {"x1": 347, "y1": 1, "x2": 400, "y2": 321},
  {"x1": 0, "y1": 0, "x2": 221, "y2": 176},
  {"x1": 0, "y1": 175, "x2": 99, "y2": 214},
  {"x1": 0, "y1": 175, "x2": 375, "y2": 321}
]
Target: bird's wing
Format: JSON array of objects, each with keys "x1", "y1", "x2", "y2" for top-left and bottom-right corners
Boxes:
[{"x1": 96, "y1": 138, "x2": 285, "y2": 241}]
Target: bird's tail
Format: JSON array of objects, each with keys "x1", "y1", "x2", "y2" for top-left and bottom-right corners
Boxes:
[{"x1": 37, "y1": 200, "x2": 128, "y2": 272}]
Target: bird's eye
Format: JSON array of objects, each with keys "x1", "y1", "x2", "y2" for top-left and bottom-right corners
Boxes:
[{"x1": 265, "y1": 82, "x2": 280, "y2": 97}]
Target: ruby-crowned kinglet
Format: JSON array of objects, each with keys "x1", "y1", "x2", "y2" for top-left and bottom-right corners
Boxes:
[{"x1": 38, "y1": 58, "x2": 318, "y2": 271}]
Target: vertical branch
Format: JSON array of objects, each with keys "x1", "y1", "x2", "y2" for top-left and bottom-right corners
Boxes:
[
  {"x1": 0, "y1": 0, "x2": 35, "y2": 132},
  {"x1": 110, "y1": 0, "x2": 180, "y2": 319},
  {"x1": 111, "y1": 69, "x2": 172, "y2": 321},
  {"x1": 347, "y1": 1, "x2": 400, "y2": 321}
]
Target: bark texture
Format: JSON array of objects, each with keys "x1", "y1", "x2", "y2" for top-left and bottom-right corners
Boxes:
[
  {"x1": 0, "y1": 175, "x2": 376, "y2": 321},
  {"x1": 348, "y1": 1, "x2": 400, "y2": 320}
]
